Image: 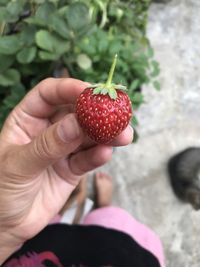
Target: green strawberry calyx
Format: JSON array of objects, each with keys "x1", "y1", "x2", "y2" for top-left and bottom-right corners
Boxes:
[{"x1": 87, "y1": 54, "x2": 127, "y2": 100}]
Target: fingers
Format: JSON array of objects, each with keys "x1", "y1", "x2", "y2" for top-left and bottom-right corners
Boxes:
[
  {"x1": 50, "y1": 104, "x2": 75, "y2": 124},
  {"x1": 111, "y1": 125, "x2": 134, "y2": 146},
  {"x1": 69, "y1": 145, "x2": 112, "y2": 175},
  {"x1": 53, "y1": 145, "x2": 113, "y2": 184},
  {"x1": 10, "y1": 114, "x2": 84, "y2": 175},
  {"x1": 18, "y1": 78, "x2": 88, "y2": 118},
  {"x1": 73, "y1": 124, "x2": 134, "y2": 153}
]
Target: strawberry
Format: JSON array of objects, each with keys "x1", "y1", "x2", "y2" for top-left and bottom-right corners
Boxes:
[{"x1": 76, "y1": 55, "x2": 132, "y2": 144}]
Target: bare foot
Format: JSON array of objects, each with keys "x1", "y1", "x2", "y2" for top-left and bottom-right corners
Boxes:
[{"x1": 94, "y1": 172, "x2": 113, "y2": 208}]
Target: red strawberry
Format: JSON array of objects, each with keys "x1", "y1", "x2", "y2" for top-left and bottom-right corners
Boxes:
[{"x1": 76, "y1": 55, "x2": 132, "y2": 144}]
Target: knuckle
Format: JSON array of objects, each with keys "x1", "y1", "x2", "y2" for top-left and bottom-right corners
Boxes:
[
  {"x1": 39, "y1": 77, "x2": 55, "y2": 87},
  {"x1": 33, "y1": 132, "x2": 56, "y2": 161}
]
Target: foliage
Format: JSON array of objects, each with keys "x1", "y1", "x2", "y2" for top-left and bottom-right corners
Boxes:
[{"x1": 0, "y1": 0, "x2": 160, "y2": 130}]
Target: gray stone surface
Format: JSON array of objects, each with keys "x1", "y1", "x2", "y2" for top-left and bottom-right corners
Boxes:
[{"x1": 98, "y1": 0, "x2": 200, "y2": 266}]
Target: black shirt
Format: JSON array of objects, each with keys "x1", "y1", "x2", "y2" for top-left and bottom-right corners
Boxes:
[{"x1": 3, "y1": 224, "x2": 161, "y2": 267}]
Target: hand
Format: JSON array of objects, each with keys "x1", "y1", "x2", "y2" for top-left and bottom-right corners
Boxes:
[{"x1": 0, "y1": 78, "x2": 133, "y2": 263}]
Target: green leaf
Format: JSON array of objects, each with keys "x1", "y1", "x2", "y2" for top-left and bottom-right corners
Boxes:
[
  {"x1": 36, "y1": 30, "x2": 70, "y2": 54},
  {"x1": 147, "y1": 46, "x2": 154, "y2": 58},
  {"x1": 151, "y1": 60, "x2": 160, "y2": 77},
  {"x1": 76, "y1": 23, "x2": 95, "y2": 39},
  {"x1": 0, "y1": 69, "x2": 20, "y2": 86},
  {"x1": 0, "y1": 7, "x2": 7, "y2": 23},
  {"x1": 35, "y1": 1, "x2": 56, "y2": 25},
  {"x1": 0, "y1": 35, "x2": 22, "y2": 55},
  {"x1": 25, "y1": 17, "x2": 36, "y2": 25},
  {"x1": 88, "y1": 83, "x2": 101, "y2": 88},
  {"x1": 7, "y1": 1, "x2": 24, "y2": 17},
  {"x1": 0, "y1": 104, "x2": 11, "y2": 128},
  {"x1": 129, "y1": 79, "x2": 140, "y2": 91},
  {"x1": 78, "y1": 37, "x2": 96, "y2": 55},
  {"x1": 3, "y1": 84, "x2": 25, "y2": 108},
  {"x1": 35, "y1": 30, "x2": 55, "y2": 52},
  {"x1": 109, "y1": 40, "x2": 122, "y2": 55},
  {"x1": 133, "y1": 56, "x2": 149, "y2": 70},
  {"x1": 98, "y1": 38, "x2": 108, "y2": 53},
  {"x1": 93, "y1": 87, "x2": 102, "y2": 94},
  {"x1": 0, "y1": 54, "x2": 14, "y2": 72},
  {"x1": 37, "y1": 0, "x2": 59, "y2": 3},
  {"x1": 77, "y1": 54, "x2": 92, "y2": 70},
  {"x1": 131, "y1": 92, "x2": 144, "y2": 104},
  {"x1": 115, "y1": 84, "x2": 127, "y2": 90},
  {"x1": 113, "y1": 72, "x2": 126, "y2": 85},
  {"x1": 17, "y1": 47, "x2": 37, "y2": 64},
  {"x1": 38, "y1": 51, "x2": 59, "y2": 61},
  {"x1": 66, "y1": 2, "x2": 90, "y2": 31},
  {"x1": 101, "y1": 88, "x2": 109, "y2": 95},
  {"x1": 132, "y1": 127, "x2": 139, "y2": 143},
  {"x1": 131, "y1": 115, "x2": 139, "y2": 126},
  {"x1": 50, "y1": 13, "x2": 71, "y2": 39},
  {"x1": 3, "y1": 0, "x2": 25, "y2": 23},
  {"x1": 32, "y1": 0, "x2": 45, "y2": 3},
  {"x1": 0, "y1": 0, "x2": 8, "y2": 5},
  {"x1": 19, "y1": 25, "x2": 37, "y2": 46},
  {"x1": 58, "y1": 6, "x2": 68, "y2": 17},
  {"x1": 49, "y1": 0, "x2": 59, "y2": 3},
  {"x1": 153, "y1": 80, "x2": 161, "y2": 91},
  {"x1": 109, "y1": 89, "x2": 117, "y2": 99}
]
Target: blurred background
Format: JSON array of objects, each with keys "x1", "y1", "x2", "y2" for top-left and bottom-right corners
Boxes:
[{"x1": 0, "y1": 0, "x2": 200, "y2": 266}]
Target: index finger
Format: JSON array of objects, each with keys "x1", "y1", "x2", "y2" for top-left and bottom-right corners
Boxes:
[{"x1": 19, "y1": 78, "x2": 88, "y2": 118}]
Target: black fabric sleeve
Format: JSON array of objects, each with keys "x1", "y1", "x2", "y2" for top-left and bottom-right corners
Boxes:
[{"x1": 3, "y1": 224, "x2": 161, "y2": 267}]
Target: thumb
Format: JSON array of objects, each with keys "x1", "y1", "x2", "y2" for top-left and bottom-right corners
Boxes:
[{"x1": 13, "y1": 113, "x2": 84, "y2": 175}]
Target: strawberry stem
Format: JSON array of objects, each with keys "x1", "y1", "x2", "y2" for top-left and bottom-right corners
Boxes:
[{"x1": 105, "y1": 54, "x2": 118, "y2": 87}]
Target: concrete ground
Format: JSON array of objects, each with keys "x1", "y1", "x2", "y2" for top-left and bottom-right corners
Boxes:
[{"x1": 97, "y1": 0, "x2": 200, "y2": 266}]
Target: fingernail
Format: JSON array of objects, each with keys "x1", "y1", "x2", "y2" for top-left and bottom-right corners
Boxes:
[{"x1": 57, "y1": 114, "x2": 81, "y2": 143}]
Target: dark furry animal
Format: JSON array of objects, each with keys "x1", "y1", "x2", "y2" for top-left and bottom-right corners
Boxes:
[{"x1": 168, "y1": 147, "x2": 200, "y2": 210}]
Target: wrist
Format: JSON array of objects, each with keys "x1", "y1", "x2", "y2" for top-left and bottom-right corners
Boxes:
[
  {"x1": 0, "y1": 230, "x2": 23, "y2": 265},
  {"x1": 0, "y1": 246, "x2": 18, "y2": 265}
]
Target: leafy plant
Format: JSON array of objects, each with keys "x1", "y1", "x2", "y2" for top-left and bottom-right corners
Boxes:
[{"x1": 0, "y1": 0, "x2": 160, "y2": 132}]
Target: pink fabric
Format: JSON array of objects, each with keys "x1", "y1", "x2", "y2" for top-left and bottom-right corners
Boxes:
[{"x1": 82, "y1": 206, "x2": 165, "y2": 267}]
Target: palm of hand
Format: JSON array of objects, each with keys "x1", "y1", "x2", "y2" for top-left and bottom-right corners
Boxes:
[{"x1": 1, "y1": 104, "x2": 77, "y2": 241}]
